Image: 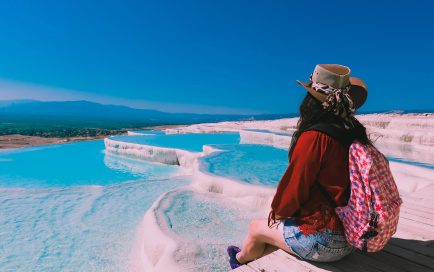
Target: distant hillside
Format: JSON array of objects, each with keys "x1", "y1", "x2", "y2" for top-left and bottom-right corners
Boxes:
[
  {"x1": 0, "y1": 99, "x2": 38, "y2": 107},
  {"x1": 1, "y1": 100, "x2": 432, "y2": 123},
  {"x1": 0, "y1": 99, "x2": 295, "y2": 123},
  {"x1": 1, "y1": 100, "x2": 184, "y2": 123}
]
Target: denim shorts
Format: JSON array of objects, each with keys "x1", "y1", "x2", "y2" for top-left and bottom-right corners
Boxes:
[{"x1": 278, "y1": 219, "x2": 354, "y2": 262}]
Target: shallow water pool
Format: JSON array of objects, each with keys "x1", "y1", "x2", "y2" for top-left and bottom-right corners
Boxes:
[
  {"x1": 0, "y1": 140, "x2": 178, "y2": 188},
  {"x1": 243, "y1": 128, "x2": 291, "y2": 136},
  {"x1": 129, "y1": 129, "x2": 166, "y2": 135},
  {"x1": 0, "y1": 177, "x2": 190, "y2": 272},
  {"x1": 200, "y1": 144, "x2": 288, "y2": 186},
  {"x1": 110, "y1": 132, "x2": 240, "y2": 152},
  {"x1": 0, "y1": 140, "x2": 188, "y2": 271},
  {"x1": 160, "y1": 190, "x2": 262, "y2": 272}
]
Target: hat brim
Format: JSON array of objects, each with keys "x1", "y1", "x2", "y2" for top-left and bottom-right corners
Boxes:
[{"x1": 296, "y1": 77, "x2": 368, "y2": 109}]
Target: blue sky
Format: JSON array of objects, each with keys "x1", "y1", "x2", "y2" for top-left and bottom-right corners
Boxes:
[{"x1": 0, "y1": 1, "x2": 433, "y2": 114}]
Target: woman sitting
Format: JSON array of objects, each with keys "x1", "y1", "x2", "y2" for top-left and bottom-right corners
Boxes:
[{"x1": 228, "y1": 64, "x2": 372, "y2": 268}]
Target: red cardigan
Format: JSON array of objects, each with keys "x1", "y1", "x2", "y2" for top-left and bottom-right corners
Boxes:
[{"x1": 270, "y1": 130, "x2": 350, "y2": 234}]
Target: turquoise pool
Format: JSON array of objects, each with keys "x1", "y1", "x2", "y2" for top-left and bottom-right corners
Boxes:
[
  {"x1": 129, "y1": 129, "x2": 166, "y2": 135},
  {"x1": 109, "y1": 132, "x2": 240, "y2": 152},
  {"x1": 243, "y1": 128, "x2": 291, "y2": 136},
  {"x1": 0, "y1": 139, "x2": 192, "y2": 271},
  {"x1": 161, "y1": 190, "x2": 261, "y2": 272},
  {"x1": 200, "y1": 144, "x2": 288, "y2": 186},
  {"x1": 0, "y1": 177, "x2": 190, "y2": 272},
  {"x1": 0, "y1": 140, "x2": 178, "y2": 188}
]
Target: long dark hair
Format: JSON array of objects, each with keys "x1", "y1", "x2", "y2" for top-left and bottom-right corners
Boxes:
[{"x1": 288, "y1": 93, "x2": 372, "y2": 159}]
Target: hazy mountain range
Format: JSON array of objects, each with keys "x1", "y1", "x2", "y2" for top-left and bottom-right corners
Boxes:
[{"x1": 0, "y1": 99, "x2": 295, "y2": 124}]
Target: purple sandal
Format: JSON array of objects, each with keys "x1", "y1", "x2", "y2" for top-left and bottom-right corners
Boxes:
[{"x1": 227, "y1": 245, "x2": 242, "y2": 269}]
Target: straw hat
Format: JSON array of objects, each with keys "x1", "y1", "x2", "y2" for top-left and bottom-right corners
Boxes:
[{"x1": 296, "y1": 64, "x2": 368, "y2": 109}]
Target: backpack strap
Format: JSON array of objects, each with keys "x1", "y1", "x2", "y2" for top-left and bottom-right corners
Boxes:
[{"x1": 305, "y1": 123, "x2": 353, "y2": 211}]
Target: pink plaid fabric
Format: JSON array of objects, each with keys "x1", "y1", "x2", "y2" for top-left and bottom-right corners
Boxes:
[{"x1": 335, "y1": 141, "x2": 403, "y2": 252}]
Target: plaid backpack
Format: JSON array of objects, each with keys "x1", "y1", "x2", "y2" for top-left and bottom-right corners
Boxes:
[{"x1": 308, "y1": 124, "x2": 403, "y2": 252}]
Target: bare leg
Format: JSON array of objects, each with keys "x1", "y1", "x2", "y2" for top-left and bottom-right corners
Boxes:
[{"x1": 236, "y1": 218, "x2": 295, "y2": 264}]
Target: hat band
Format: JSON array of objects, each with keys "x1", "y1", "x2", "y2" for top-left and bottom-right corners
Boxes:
[
  {"x1": 308, "y1": 73, "x2": 356, "y2": 129},
  {"x1": 309, "y1": 73, "x2": 351, "y2": 95}
]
